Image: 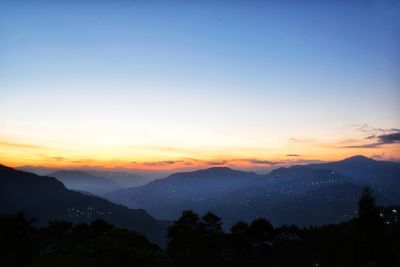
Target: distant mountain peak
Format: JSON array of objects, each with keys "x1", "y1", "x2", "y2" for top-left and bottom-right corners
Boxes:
[
  {"x1": 341, "y1": 155, "x2": 375, "y2": 163},
  {"x1": 51, "y1": 170, "x2": 92, "y2": 176},
  {"x1": 191, "y1": 166, "x2": 257, "y2": 177},
  {"x1": 202, "y1": 166, "x2": 234, "y2": 172},
  {"x1": 167, "y1": 166, "x2": 248, "y2": 179}
]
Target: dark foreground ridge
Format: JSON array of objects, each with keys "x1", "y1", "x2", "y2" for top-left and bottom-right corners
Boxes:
[
  {"x1": 1, "y1": 187, "x2": 399, "y2": 267},
  {"x1": 0, "y1": 164, "x2": 168, "y2": 244}
]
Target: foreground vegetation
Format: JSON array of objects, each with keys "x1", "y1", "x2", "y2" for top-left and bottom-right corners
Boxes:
[{"x1": 1, "y1": 187, "x2": 399, "y2": 267}]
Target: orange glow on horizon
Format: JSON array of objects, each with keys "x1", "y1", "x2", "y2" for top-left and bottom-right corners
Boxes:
[
  {"x1": 1, "y1": 124, "x2": 399, "y2": 172},
  {"x1": 1, "y1": 142, "x2": 399, "y2": 172}
]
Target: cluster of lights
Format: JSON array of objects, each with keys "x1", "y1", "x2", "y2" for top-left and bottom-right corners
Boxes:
[{"x1": 67, "y1": 207, "x2": 112, "y2": 218}]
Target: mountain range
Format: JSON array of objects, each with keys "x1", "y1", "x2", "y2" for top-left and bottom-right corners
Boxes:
[
  {"x1": 105, "y1": 156, "x2": 400, "y2": 227},
  {"x1": 0, "y1": 165, "x2": 167, "y2": 244},
  {"x1": 2, "y1": 155, "x2": 399, "y2": 238},
  {"x1": 18, "y1": 167, "x2": 149, "y2": 195},
  {"x1": 48, "y1": 170, "x2": 123, "y2": 195}
]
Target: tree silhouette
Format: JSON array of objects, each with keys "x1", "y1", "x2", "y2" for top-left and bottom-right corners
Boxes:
[
  {"x1": 201, "y1": 212, "x2": 222, "y2": 234},
  {"x1": 167, "y1": 211, "x2": 227, "y2": 266},
  {"x1": 249, "y1": 217, "x2": 274, "y2": 242},
  {"x1": 167, "y1": 210, "x2": 201, "y2": 266},
  {"x1": 231, "y1": 221, "x2": 249, "y2": 235},
  {"x1": 0, "y1": 213, "x2": 38, "y2": 267},
  {"x1": 355, "y1": 186, "x2": 386, "y2": 265},
  {"x1": 2, "y1": 191, "x2": 400, "y2": 267}
]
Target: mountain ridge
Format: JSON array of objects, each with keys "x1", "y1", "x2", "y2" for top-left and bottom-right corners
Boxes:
[
  {"x1": 105, "y1": 156, "x2": 400, "y2": 226},
  {"x1": 0, "y1": 164, "x2": 168, "y2": 244}
]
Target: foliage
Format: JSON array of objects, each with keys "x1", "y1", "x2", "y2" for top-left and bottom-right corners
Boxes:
[{"x1": 1, "y1": 187, "x2": 399, "y2": 267}]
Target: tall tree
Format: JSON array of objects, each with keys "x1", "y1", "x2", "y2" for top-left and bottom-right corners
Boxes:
[
  {"x1": 356, "y1": 186, "x2": 386, "y2": 265},
  {"x1": 167, "y1": 210, "x2": 201, "y2": 266}
]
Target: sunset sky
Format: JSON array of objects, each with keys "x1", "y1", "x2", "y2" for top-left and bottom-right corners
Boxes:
[{"x1": 0, "y1": 1, "x2": 399, "y2": 172}]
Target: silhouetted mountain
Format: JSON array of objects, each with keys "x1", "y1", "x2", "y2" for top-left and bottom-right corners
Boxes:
[
  {"x1": 18, "y1": 166, "x2": 149, "y2": 187},
  {"x1": 87, "y1": 170, "x2": 148, "y2": 187},
  {"x1": 203, "y1": 182, "x2": 366, "y2": 227},
  {"x1": 0, "y1": 164, "x2": 167, "y2": 244},
  {"x1": 105, "y1": 157, "x2": 398, "y2": 227},
  {"x1": 17, "y1": 165, "x2": 59, "y2": 176},
  {"x1": 105, "y1": 167, "x2": 358, "y2": 225},
  {"x1": 257, "y1": 167, "x2": 352, "y2": 192},
  {"x1": 307, "y1": 155, "x2": 400, "y2": 202},
  {"x1": 49, "y1": 170, "x2": 123, "y2": 195},
  {"x1": 105, "y1": 167, "x2": 259, "y2": 219},
  {"x1": 216, "y1": 161, "x2": 395, "y2": 226},
  {"x1": 17, "y1": 165, "x2": 167, "y2": 181}
]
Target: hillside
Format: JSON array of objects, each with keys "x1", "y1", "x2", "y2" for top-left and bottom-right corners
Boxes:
[{"x1": 0, "y1": 164, "x2": 168, "y2": 244}]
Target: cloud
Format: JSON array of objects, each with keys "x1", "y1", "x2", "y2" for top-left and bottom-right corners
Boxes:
[
  {"x1": 371, "y1": 153, "x2": 385, "y2": 160},
  {"x1": 344, "y1": 128, "x2": 400, "y2": 148},
  {"x1": 286, "y1": 154, "x2": 300, "y2": 157},
  {"x1": 288, "y1": 138, "x2": 311, "y2": 143},
  {"x1": 206, "y1": 160, "x2": 228, "y2": 166},
  {"x1": 290, "y1": 159, "x2": 324, "y2": 165},
  {"x1": 349, "y1": 124, "x2": 388, "y2": 133},
  {"x1": 0, "y1": 141, "x2": 43, "y2": 149},
  {"x1": 142, "y1": 160, "x2": 184, "y2": 166},
  {"x1": 245, "y1": 158, "x2": 323, "y2": 166},
  {"x1": 247, "y1": 159, "x2": 281, "y2": 165},
  {"x1": 70, "y1": 159, "x2": 94, "y2": 164},
  {"x1": 138, "y1": 159, "x2": 230, "y2": 167},
  {"x1": 377, "y1": 131, "x2": 400, "y2": 144},
  {"x1": 344, "y1": 143, "x2": 381, "y2": 148},
  {"x1": 52, "y1": 157, "x2": 64, "y2": 162}
]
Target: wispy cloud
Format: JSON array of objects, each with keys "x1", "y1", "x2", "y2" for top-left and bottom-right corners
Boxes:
[
  {"x1": 348, "y1": 124, "x2": 389, "y2": 133},
  {"x1": 288, "y1": 138, "x2": 312, "y2": 143},
  {"x1": 344, "y1": 125, "x2": 400, "y2": 148},
  {"x1": 142, "y1": 160, "x2": 184, "y2": 166},
  {"x1": 70, "y1": 159, "x2": 94, "y2": 164},
  {"x1": 206, "y1": 160, "x2": 228, "y2": 166},
  {"x1": 0, "y1": 141, "x2": 44, "y2": 149},
  {"x1": 286, "y1": 154, "x2": 300, "y2": 157},
  {"x1": 371, "y1": 153, "x2": 385, "y2": 160},
  {"x1": 246, "y1": 159, "x2": 281, "y2": 165},
  {"x1": 244, "y1": 158, "x2": 323, "y2": 166}
]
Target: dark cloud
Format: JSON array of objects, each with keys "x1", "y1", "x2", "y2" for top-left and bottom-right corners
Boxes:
[
  {"x1": 206, "y1": 160, "x2": 228, "y2": 166},
  {"x1": 290, "y1": 159, "x2": 324, "y2": 165},
  {"x1": 344, "y1": 144, "x2": 380, "y2": 148},
  {"x1": 142, "y1": 160, "x2": 183, "y2": 166},
  {"x1": 377, "y1": 131, "x2": 400, "y2": 144},
  {"x1": 248, "y1": 159, "x2": 280, "y2": 165},
  {"x1": 246, "y1": 158, "x2": 323, "y2": 166},
  {"x1": 345, "y1": 128, "x2": 400, "y2": 148},
  {"x1": 286, "y1": 154, "x2": 300, "y2": 157}
]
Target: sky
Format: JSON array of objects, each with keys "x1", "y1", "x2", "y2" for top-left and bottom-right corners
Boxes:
[{"x1": 0, "y1": 0, "x2": 399, "y2": 172}]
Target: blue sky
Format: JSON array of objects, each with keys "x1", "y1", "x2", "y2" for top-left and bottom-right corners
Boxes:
[{"x1": 0, "y1": 0, "x2": 399, "y2": 169}]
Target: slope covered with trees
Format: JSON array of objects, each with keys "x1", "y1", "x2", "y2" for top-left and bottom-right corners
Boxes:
[
  {"x1": 1, "y1": 187, "x2": 399, "y2": 267},
  {"x1": 0, "y1": 164, "x2": 168, "y2": 244},
  {"x1": 105, "y1": 156, "x2": 399, "y2": 227}
]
